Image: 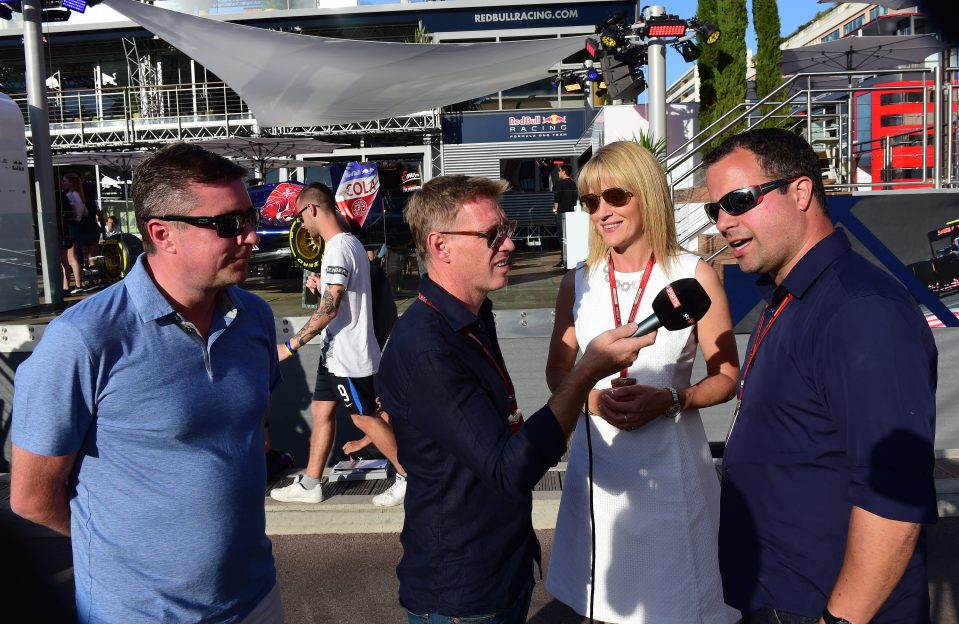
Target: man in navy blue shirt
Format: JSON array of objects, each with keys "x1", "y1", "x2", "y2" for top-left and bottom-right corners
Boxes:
[
  {"x1": 377, "y1": 175, "x2": 655, "y2": 623},
  {"x1": 704, "y1": 129, "x2": 938, "y2": 624}
]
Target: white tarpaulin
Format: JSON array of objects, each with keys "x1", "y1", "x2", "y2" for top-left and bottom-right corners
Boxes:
[{"x1": 103, "y1": 0, "x2": 585, "y2": 127}]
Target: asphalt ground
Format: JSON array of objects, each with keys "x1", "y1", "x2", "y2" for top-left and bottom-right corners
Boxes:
[{"x1": 4, "y1": 522, "x2": 958, "y2": 623}]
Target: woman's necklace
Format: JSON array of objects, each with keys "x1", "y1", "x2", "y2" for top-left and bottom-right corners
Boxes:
[{"x1": 602, "y1": 263, "x2": 646, "y2": 292}]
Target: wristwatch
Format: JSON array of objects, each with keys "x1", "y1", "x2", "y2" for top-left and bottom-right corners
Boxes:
[
  {"x1": 663, "y1": 387, "x2": 681, "y2": 418},
  {"x1": 822, "y1": 606, "x2": 852, "y2": 624}
]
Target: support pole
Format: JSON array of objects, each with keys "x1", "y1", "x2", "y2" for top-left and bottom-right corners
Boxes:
[
  {"x1": 23, "y1": 0, "x2": 63, "y2": 304},
  {"x1": 646, "y1": 5, "x2": 667, "y2": 145}
]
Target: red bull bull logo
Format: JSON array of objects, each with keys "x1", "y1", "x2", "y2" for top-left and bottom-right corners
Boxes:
[{"x1": 507, "y1": 112, "x2": 570, "y2": 140}]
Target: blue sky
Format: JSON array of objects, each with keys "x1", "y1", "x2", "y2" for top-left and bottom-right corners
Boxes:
[{"x1": 655, "y1": 0, "x2": 822, "y2": 89}]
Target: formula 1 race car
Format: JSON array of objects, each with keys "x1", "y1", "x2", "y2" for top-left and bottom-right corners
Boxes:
[{"x1": 908, "y1": 219, "x2": 959, "y2": 297}]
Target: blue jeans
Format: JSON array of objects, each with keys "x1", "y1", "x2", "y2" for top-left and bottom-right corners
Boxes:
[
  {"x1": 740, "y1": 607, "x2": 819, "y2": 624},
  {"x1": 406, "y1": 586, "x2": 533, "y2": 624}
]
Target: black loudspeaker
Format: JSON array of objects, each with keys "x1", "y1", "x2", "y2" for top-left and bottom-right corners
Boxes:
[{"x1": 600, "y1": 52, "x2": 645, "y2": 101}]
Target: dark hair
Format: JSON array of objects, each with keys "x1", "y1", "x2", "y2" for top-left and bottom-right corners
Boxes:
[
  {"x1": 132, "y1": 142, "x2": 248, "y2": 253},
  {"x1": 702, "y1": 128, "x2": 828, "y2": 213},
  {"x1": 297, "y1": 181, "x2": 337, "y2": 216},
  {"x1": 559, "y1": 164, "x2": 573, "y2": 176}
]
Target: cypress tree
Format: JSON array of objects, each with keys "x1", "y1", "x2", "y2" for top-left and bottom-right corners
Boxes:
[
  {"x1": 696, "y1": 0, "x2": 719, "y2": 136},
  {"x1": 713, "y1": 0, "x2": 748, "y2": 141},
  {"x1": 752, "y1": 0, "x2": 784, "y2": 126}
]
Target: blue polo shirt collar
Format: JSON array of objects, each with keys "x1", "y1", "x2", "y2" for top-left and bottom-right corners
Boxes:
[
  {"x1": 418, "y1": 274, "x2": 492, "y2": 333},
  {"x1": 755, "y1": 228, "x2": 851, "y2": 303},
  {"x1": 124, "y1": 253, "x2": 245, "y2": 324}
]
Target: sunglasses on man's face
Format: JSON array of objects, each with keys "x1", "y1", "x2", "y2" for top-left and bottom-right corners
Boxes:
[
  {"x1": 146, "y1": 207, "x2": 260, "y2": 238},
  {"x1": 704, "y1": 177, "x2": 799, "y2": 224},
  {"x1": 440, "y1": 219, "x2": 518, "y2": 249},
  {"x1": 579, "y1": 187, "x2": 634, "y2": 214}
]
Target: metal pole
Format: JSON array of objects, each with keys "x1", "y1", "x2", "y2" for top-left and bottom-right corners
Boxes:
[
  {"x1": 933, "y1": 66, "x2": 941, "y2": 188},
  {"x1": 646, "y1": 5, "x2": 667, "y2": 145},
  {"x1": 23, "y1": 0, "x2": 63, "y2": 304}
]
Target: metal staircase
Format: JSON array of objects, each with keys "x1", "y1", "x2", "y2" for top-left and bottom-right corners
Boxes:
[{"x1": 665, "y1": 66, "x2": 959, "y2": 260}]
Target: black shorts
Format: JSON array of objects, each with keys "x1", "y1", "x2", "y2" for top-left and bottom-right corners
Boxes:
[{"x1": 313, "y1": 364, "x2": 377, "y2": 415}]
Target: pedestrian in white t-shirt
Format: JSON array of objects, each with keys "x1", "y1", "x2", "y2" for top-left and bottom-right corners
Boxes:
[{"x1": 270, "y1": 182, "x2": 407, "y2": 507}]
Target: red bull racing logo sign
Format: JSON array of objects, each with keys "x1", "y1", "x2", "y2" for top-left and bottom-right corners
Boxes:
[{"x1": 507, "y1": 113, "x2": 569, "y2": 140}]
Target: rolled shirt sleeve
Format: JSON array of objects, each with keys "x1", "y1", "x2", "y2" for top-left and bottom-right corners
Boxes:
[{"x1": 819, "y1": 294, "x2": 938, "y2": 524}]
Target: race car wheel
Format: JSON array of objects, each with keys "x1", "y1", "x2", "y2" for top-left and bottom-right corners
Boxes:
[
  {"x1": 101, "y1": 233, "x2": 144, "y2": 282},
  {"x1": 289, "y1": 219, "x2": 324, "y2": 270}
]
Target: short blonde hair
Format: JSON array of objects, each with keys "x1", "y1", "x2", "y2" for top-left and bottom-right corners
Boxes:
[
  {"x1": 406, "y1": 175, "x2": 509, "y2": 265},
  {"x1": 578, "y1": 141, "x2": 680, "y2": 276}
]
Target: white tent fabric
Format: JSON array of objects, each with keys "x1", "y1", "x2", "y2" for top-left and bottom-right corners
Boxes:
[{"x1": 103, "y1": 0, "x2": 585, "y2": 127}]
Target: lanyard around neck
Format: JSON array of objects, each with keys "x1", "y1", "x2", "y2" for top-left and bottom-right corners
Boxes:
[
  {"x1": 416, "y1": 293, "x2": 518, "y2": 415},
  {"x1": 738, "y1": 292, "x2": 794, "y2": 402},
  {"x1": 607, "y1": 253, "x2": 655, "y2": 377}
]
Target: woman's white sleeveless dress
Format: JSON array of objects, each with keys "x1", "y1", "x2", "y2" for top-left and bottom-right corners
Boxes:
[{"x1": 545, "y1": 252, "x2": 737, "y2": 624}]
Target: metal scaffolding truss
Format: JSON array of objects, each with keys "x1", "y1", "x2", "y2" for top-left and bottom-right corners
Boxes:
[
  {"x1": 12, "y1": 82, "x2": 437, "y2": 153},
  {"x1": 272, "y1": 112, "x2": 439, "y2": 136}
]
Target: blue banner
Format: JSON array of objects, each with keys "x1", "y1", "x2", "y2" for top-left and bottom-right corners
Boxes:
[{"x1": 443, "y1": 109, "x2": 585, "y2": 144}]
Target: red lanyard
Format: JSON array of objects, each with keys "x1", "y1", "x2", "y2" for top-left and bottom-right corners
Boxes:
[
  {"x1": 607, "y1": 254, "x2": 655, "y2": 377},
  {"x1": 417, "y1": 293, "x2": 521, "y2": 428},
  {"x1": 737, "y1": 293, "x2": 794, "y2": 402}
]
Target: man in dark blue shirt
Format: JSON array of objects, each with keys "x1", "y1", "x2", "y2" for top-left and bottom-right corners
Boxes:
[
  {"x1": 703, "y1": 128, "x2": 938, "y2": 624},
  {"x1": 377, "y1": 175, "x2": 655, "y2": 623}
]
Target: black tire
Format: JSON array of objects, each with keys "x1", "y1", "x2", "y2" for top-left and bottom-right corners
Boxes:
[
  {"x1": 101, "y1": 233, "x2": 144, "y2": 281},
  {"x1": 289, "y1": 219, "x2": 324, "y2": 270}
]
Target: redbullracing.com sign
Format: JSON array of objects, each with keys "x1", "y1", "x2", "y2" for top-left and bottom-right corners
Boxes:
[
  {"x1": 475, "y1": 9, "x2": 578, "y2": 23},
  {"x1": 508, "y1": 114, "x2": 569, "y2": 140}
]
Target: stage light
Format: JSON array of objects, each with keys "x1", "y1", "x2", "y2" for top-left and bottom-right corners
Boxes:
[
  {"x1": 645, "y1": 19, "x2": 687, "y2": 38},
  {"x1": 676, "y1": 40, "x2": 701, "y2": 62},
  {"x1": 600, "y1": 33, "x2": 622, "y2": 50},
  {"x1": 586, "y1": 68, "x2": 600, "y2": 81},
  {"x1": 561, "y1": 76, "x2": 584, "y2": 94},
  {"x1": 585, "y1": 37, "x2": 600, "y2": 59},
  {"x1": 689, "y1": 18, "x2": 720, "y2": 45}
]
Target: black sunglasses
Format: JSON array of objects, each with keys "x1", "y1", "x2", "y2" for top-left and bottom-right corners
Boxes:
[
  {"x1": 704, "y1": 178, "x2": 799, "y2": 224},
  {"x1": 146, "y1": 207, "x2": 260, "y2": 238},
  {"x1": 440, "y1": 219, "x2": 518, "y2": 249},
  {"x1": 579, "y1": 187, "x2": 634, "y2": 214}
]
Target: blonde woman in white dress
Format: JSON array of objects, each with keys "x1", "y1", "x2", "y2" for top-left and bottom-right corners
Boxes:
[{"x1": 545, "y1": 141, "x2": 740, "y2": 624}]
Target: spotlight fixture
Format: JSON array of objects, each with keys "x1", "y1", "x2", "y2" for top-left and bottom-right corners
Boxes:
[
  {"x1": 585, "y1": 37, "x2": 600, "y2": 59},
  {"x1": 645, "y1": 19, "x2": 687, "y2": 38},
  {"x1": 675, "y1": 40, "x2": 701, "y2": 62},
  {"x1": 689, "y1": 17, "x2": 721, "y2": 45},
  {"x1": 561, "y1": 75, "x2": 584, "y2": 94}
]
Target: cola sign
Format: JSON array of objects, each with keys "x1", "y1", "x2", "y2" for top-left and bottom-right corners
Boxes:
[{"x1": 335, "y1": 162, "x2": 380, "y2": 228}]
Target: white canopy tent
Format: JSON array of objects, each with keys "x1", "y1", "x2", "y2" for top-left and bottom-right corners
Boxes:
[{"x1": 103, "y1": 0, "x2": 586, "y2": 127}]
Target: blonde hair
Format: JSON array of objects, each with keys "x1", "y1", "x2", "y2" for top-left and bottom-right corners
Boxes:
[
  {"x1": 406, "y1": 175, "x2": 509, "y2": 265},
  {"x1": 578, "y1": 141, "x2": 679, "y2": 276}
]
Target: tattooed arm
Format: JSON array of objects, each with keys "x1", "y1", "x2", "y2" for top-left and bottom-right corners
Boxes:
[{"x1": 277, "y1": 282, "x2": 346, "y2": 362}]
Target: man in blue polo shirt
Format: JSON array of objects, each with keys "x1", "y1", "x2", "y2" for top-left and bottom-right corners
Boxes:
[
  {"x1": 10, "y1": 143, "x2": 283, "y2": 623},
  {"x1": 704, "y1": 128, "x2": 938, "y2": 624},
  {"x1": 377, "y1": 175, "x2": 655, "y2": 623}
]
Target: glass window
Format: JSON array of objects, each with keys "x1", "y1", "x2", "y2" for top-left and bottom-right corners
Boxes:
[
  {"x1": 843, "y1": 16, "x2": 865, "y2": 35},
  {"x1": 869, "y1": 6, "x2": 889, "y2": 21},
  {"x1": 880, "y1": 91, "x2": 934, "y2": 105},
  {"x1": 821, "y1": 30, "x2": 840, "y2": 42}
]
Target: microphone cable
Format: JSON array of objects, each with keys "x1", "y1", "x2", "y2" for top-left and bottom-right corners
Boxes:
[{"x1": 584, "y1": 397, "x2": 596, "y2": 623}]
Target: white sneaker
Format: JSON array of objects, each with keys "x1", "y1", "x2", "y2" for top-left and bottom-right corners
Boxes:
[
  {"x1": 270, "y1": 474, "x2": 323, "y2": 503},
  {"x1": 372, "y1": 475, "x2": 407, "y2": 507}
]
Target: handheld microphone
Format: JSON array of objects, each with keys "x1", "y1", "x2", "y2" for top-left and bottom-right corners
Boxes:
[{"x1": 631, "y1": 278, "x2": 711, "y2": 337}]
